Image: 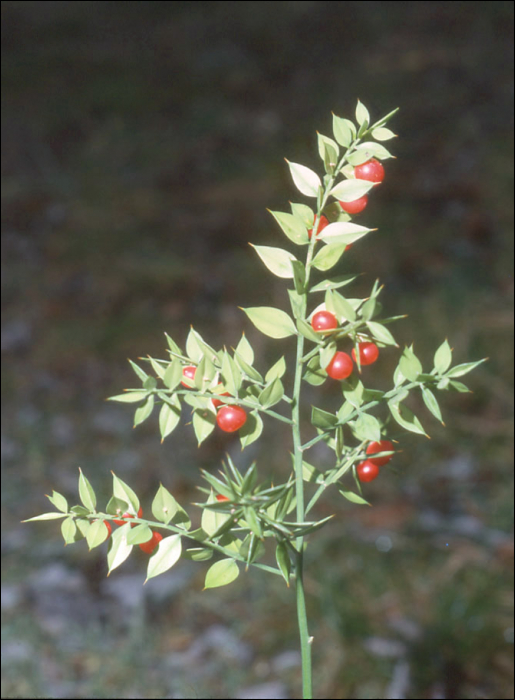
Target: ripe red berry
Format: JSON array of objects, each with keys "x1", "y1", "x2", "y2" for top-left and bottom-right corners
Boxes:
[
  {"x1": 311, "y1": 310, "x2": 338, "y2": 332},
  {"x1": 356, "y1": 460, "x2": 380, "y2": 483},
  {"x1": 216, "y1": 494, "x2": 230, "y2": 502},
  {"x1": 354, "y1": 158, "x2": 384, "y2": 183},
  {"x1": 216, "y1": 405, "x2": 247, "y2": 432},
  {"x1": 113, "y1": 506, "x2": 143, "y2": 526},
  {"x1": 325, "y1": 351, "x2": 353, "y2": 380},
  {"x1": 339, "y1": 195, "x2": 368, "y2": 214},
  {"x1": 181, "y1": 365, "x2": 197, "y2": 387},
  {"x1": 139, "y1": 531, "x2": 163, "y2": 554},
  {"x1": 308, "y1": 215, "x2": 329, "y2": 239},
  {"x1": 366, "y1": 440, "x2": 394, "y2": 467},
  {"x1": 104, "y1": 521, "x2": 112, "y2": 538},
  {"x1": 352, "y1": 342, "x2": 379, "y2": 366},
  {"x1": 211, "y1": 385, "x2": 231, "y2": 409}
]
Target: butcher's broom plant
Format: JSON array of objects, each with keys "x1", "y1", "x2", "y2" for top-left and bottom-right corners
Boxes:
[{"x1": 26, "y1": 102, "x2": 485, "y2": 699}]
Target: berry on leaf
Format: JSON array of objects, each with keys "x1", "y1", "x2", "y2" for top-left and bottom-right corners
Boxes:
[
  {"x1": 139, "y1": 531, "x2": 163, "y2": 554},
  {"x1": 339, "y1": 195, "x2": 368, "y2": 214},
  {"x1": 356, "y1": 460, "x2": 380, "y2": 483},
  {"x1": 366, "y1": 440, "x2": 394, "y2": 467},
  {"x1": 308, "y1": 215, "x2": 329, "y2": 239},
  {"x1": 216, "y1": 405, "x2": 247, "y2": 433},
  {"x1": 311, "y1": 311, "x2": 338, "y2": 332},
  {"x1": 181, "y1": 365, "x2": 197, "y2": 387},
  {"x1": 352, "y1": 342, "x2": 379, "y2": 366},
  {"x1": 354, "y1": 158, "x2": 384, "y2": 183},
  {"x1": 325, "y1": 351, "x2": 353, "y2": 380}
]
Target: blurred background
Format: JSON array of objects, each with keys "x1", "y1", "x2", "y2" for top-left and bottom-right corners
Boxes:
[{"x1": 2, "y1": 1, "x2": 513, "y2": 698}]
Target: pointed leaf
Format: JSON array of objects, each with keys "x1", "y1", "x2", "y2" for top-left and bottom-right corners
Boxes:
[
  {"x1": 309, "y1": 275, "x2": 357, "y2": 293},
  {"x1": 258, "y1": 378, "x2": 284, "y2": 408},
  {"x1": 158, "y1": 397, "x2": 181, "y2": 441},
  {"x1": 134, "y1": 395, "x2": 154, "y2": 427},
  {"x1": 240, "y1": 411, "x2": 264, "y2": 449},
  {"x1": 152, "y1": 483, "x2": 190, "y2": 528},
  {"x1": 312, "y1": 242, "x2": 349, "y2": 272},
  {"x1": 235, "y1": 334, "x2": 254, "y2": 365},
  {"x1": 251, "y1": 245, "x2": 297, "y2": 279},
  {"x1": 112, "y1": 473, "x2": 140, "y2": 513},
  {"x1": 107, "y1": 523, "x2": 133, "y2": 575},
  {"x1": 242, "y1": 307, "x2": 296, "y2": 339},
  {"x1": 339, "y1": 490, "x2": 371, "y2": 506},
  {"x1": 367, "y1": 321, "x2": 397, "y2": 346},
  {"x1": 330, "y1": 179, "x2": 375, "y2": 201},
  {"x1": 332, "y1": 113, "x2": 354, "y2": 147},
  {"x1": 269, "y1": 210, "x2": 309, "y2": 245},
  {"x1": 275, "y1": 542, "x2": 291, "y2": 586},
  {"x1": 372, "y1": 127, "x2": 396, "y2": 141},
  {"x1": 204, "y1": 558, "x2": 239, "y2": 589},
  {"x1": 388, "y1": 401, "x2": 427, "y2": 436},
  {"x1": 434, "y1": 339, "x2": 452, "y2": 374},
  {"x1": 446, "y1": 359, "x2": 486, "y2": 378},
  {"x1": 421, "y1": 386, "x2": 444, "y2": 424},
  {"x1": 46, "y1": 490, "x2": 68, "y2": 514},
  {"x1": 193, "y1": 408, "x2": 216, "y2": 446},
  {"x1": 78, "y1": 469, "x2": 96, "y2": 511},
  {"x1": 318, "y1": 221, "x2": 372, "y2": 245},
  {"x1": 146, "y1": 535, "x2": 182, "y2": 582},
  {"x1": 287, "y1": 161, "x2": 321, "y2": 198},
  {"x1": 108, "y1": 391, "x2": 149, "y2": 403},
  {"x1": 265, "y1": 356, "x2": 287, "y2": 383}
]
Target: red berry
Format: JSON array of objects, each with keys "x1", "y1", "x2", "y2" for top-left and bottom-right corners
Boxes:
[
  {"x1": 339, "y1": 195, "x2": 368, "y2": 214},
  {"x1": 139, "y1": 531, "x2": 163, "y2": 554},
  {"x1": 181, "y1": 365, "x2": 196, "y2": 387},
  {"x1": 311, "y1": 310, "x2": 338, "y2": 332},
  {"x1": 356, "y1": 460, "x2": 380, "y2": 483},
  {"x1": 354, "y1": 158, "x2": 384, "y2": 183},
  {"x1": 366, "y1": 440, "x2": 394, "y2": 467},
  {"x1": 211, "y1": 385, "x2": 231, "y2": 409},
  {"x1": 104, "y1": 521, "x2": 112, "y2": 538},
  {"x1": 308, "y1": 215, "x2": 329, "y2": 239},
  {"x1": 113, "y1": 506, "x2": 143, "y2": 526},
  {"x1": 325, "y1": 351, "x2": 353, "y2": 380},
  {"x1": 216, "y1": 494, "x2": 230, "y2": 502},
  {"x1": 216, "y1": 405, "x2": 247, "y2": 433},
  {"x1": 352, "y1": 342, "x2": 379, "y2": 366}
]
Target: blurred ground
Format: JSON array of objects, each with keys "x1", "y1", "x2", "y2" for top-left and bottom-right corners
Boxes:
[{"x1": 1, "y1": 1, "x2": 514, "y2": 698}]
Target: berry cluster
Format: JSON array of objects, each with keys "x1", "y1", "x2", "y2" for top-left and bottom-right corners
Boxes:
[
  {"x1": 181, "y1": 366, "x2": 247, "y2": 433},
  {"x1": 356, "y1": 440, "x2": 394, "y2": 482}
]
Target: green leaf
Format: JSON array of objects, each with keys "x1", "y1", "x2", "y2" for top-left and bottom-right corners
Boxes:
[
  {"x1": 317, "y1": 132, "x2": 339, "y2": 173},
  {"x1": 163, "y1": 359, "x2": 183, "y2": 390},
  {"x1": 449, "y1": 380, "x2": 471, "y2": 393},
  {"x1": 337, "y1": 400, "x2": 355, "y2": 423},
  {"x1": 309, "y1": 275, "x2": 358, "y2": 293},
  {"x1": 434, "y1": 339, "x2": 453, "y2": 374},
  {"x1": 352, "y1": 141, "x2": 393, "y2": 161},
  {"x1": 147, "y1": 356, "x2": 166, "y2": 379},
  {"x1": 133, "y1": 395, "x2": 154, "y2": 427},
  {"x1": 186, "y1": 327, "x2": 204, "y2": 363},
  {"x1": 129, "y1": 360, "x2": 149, "y2": 383},
  {"x1": 275, "y1": 542, "x2": 291, "y2": 586},
  {"x1": 367, "y1": 321, "x2": 398, "y2": 346},
  {"x1": 243, "y1": 507, "x2": 263, "y2": 539},
  {"x1": 446, "y1": 359, "x2": 487, "y2": 378},
  {"x1": 242, "y1": 307, "x2": 296, "y2": 339},
  {"x1": 291, "y1": 259, "x2": 307, "y2": 294},
  {"x1": 296, "y1": 318, "x2": 322, "y2": 343},
  {"x1": 235, "y1": 334, "x2": 254, "y2": 365},
  {"x1": 108, "y1": 391, "x2": 149, "y2": 403},
  {"x1": 318, "y1": 221, "x2": 372, "y2": 245},
  {"x1": 302, "y1": 460, "x2": 325, "y2": 484},
  {"x1": 342, "y1": 376, "x2": 364, "y2": 408},
  {"x1": 107, "y1": 523, "x2": 133, "y2": 575},
  {"x1": 356, "y1": 99, "x2": 370, "y2": 127},
  {"x1": 265, "y1": 356, "x2": 287, "y2": 383},
  {"x1": 288, "y1": 288, "x2": 305, "y2": 320},
  {"x1": 311, "y1": 242, "x2": 349, "y2": 272},
  {"x1": 311, "y1": 406, "x2": 338, "y2": 429},
  {"x1": 126, "y1": 523, "x2": 153, "y2": 545},
  {"x1": 352, "y1": 413, "x2": 381, "y2": 442},
  {"x1": 240, "y1": 411, "x2": 264, "y2": 449},
  {"x1": 399, "y1": 346, "x2": 423, "y2": 382},
  {"x1": 204, "y1": 558, "x2": 239, "y2": 589},
  {"x1": 61, "y1": 517, "x2": 77, "y2": 544},
  {"x1": 286, "y1": 161, "x2": 321, "y2": 198},
  {"x1": 158, "y1": 396, "x2": 181, "y2": 441},
  {"x1": 303, "y1": 355, "x2": 327, "y2": 386},
  {"x1": 371, "y1": 127, "x2": 396, "y2": 141},
  {"x1": 329, "y1": 177, "x2": 376, "y2": 201},
  {"x1": 23, "y1": 511, "x2": 69, "y2": 522},
  {"x1": 86, "y1": 520, "x2": 110, "y2": 549},
  {"x1": 112, "y1": 473, "x2": 140, "y2": 513},
  {"x1": 251, "y1": 244, "x2": 297, "y2": 279},
  {"x1": 290, "y1": 202, "x2": 314, "y2": 228},
  {"x1": 183, "y1": 547, "x2": 213, "y2": 562},
  {"x1": 193, "y1": 408, "x2": 216, "y2": 446},
  {"x1": 269, "y1": 210, "x2": 309, "y2": 245},
  {"x1": 201, "y1": 493, "x2": 232, "y2": 537},
  {"x1": 233, "y1": 351, "x2": 264, "y2": 383},
  {"x1": 326, "y1": 289, "x2": 357, "y2": 322},
  {"x1": 258, "y1": 377, "x2": 284, "y2": 408},
  {"x1": 319, "y1": 341, "x2": 337, "y2": 370},
  {"x1": 221, "y1": 351, "x2": 243, "y2": 394},
  {"x1": 165, "y1": 332, "x2": 182, "y2": 356},
  {"x1": 339, "y1": 489, "x2": 370, "y2": 506},
  {"x1": 332, "y1": 113, "x2": 354, "y2": 147},
  {"x1": 78, "y1": 469, "x2": 96, "y2": 511},
  {"x1": 46, "y1": 490, "x2": 68, "y2": 513},
  {"x1": 146, "y1": 535, "x2": 182, "y2": 582},
  {"x1": 388, "y1": 401, "x2": 427, "y2": 436},
  {"x1": 152, "y1": 483, "x2": 190, "y2": 528},
  {"x1": 421, "y1": 386, "x2": 444, "y2": 424}
]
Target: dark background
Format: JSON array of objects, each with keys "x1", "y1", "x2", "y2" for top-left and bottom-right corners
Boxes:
[{"x1": 2, "y1": 2, "x2": 513, "y2": 698}]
